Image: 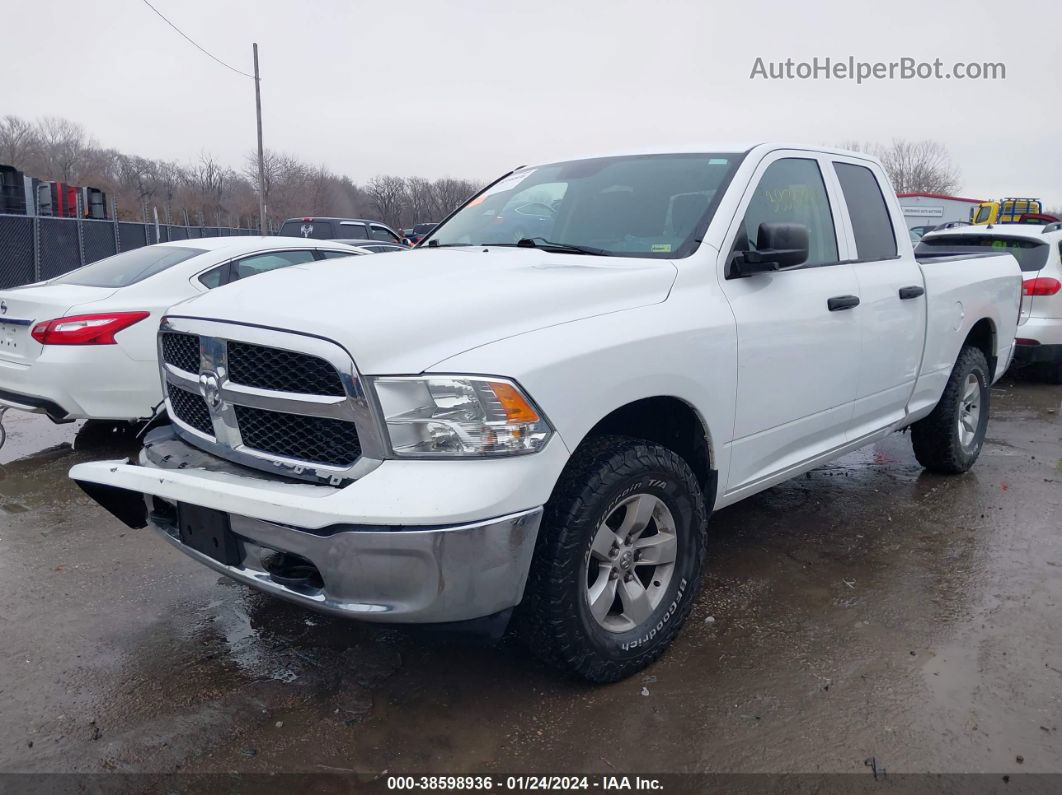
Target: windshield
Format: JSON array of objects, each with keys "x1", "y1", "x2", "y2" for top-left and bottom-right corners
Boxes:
[
  {"x1": 49, "y1": 245, "x2": 206, "y2": 287},
  {"x1": 424, "y1": 153, "x2": 744, "y2": 258},
  {"x1": 916, "y1": 234, "x2": 1050, "y2": 272}
]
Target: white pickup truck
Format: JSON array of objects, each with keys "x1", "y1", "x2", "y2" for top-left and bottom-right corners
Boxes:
[{"x1": 71, "y1": 144, "x2": 1022, "y2": 682}]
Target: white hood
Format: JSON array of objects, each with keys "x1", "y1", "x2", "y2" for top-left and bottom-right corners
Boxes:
[{"x1": 167, "y1": 247, "x2": 678, "y2": 373}]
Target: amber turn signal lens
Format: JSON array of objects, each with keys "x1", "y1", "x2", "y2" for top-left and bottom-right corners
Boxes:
[{"x1": 489, "y1": 381, "x2": 541, "y2": 424}]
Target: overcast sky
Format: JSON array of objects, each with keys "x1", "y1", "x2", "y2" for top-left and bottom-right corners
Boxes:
[{"x1": 5, "y1": 0, "x2": 1060, "y2": 205}]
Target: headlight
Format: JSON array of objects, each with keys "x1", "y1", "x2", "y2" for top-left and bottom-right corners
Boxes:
[{"x1": 371, "y1": 376, "x2": 552, "y2": 457}]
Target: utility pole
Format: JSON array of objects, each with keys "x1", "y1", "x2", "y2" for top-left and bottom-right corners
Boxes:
[{"x1": 253, "y1": 42, "x2": 266, "y2": 235}]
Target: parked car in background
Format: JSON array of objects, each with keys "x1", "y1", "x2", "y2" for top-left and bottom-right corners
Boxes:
[
  {"x1": 331, "y1": 240, "x2": 408, "y2": 253},
  {"x1": 0, "y1": 238, "x2": 367, "y2": 423},
  {"x1": 918, "y1": 222, "x2": 1062, "y2": 382},
  {"x1": 909, "y1": 224, "x2": 939, "y2": 238},
  {"x1": 278, "y1": 217, "x2": 404, "y2": 245},
  {"x1": 72, "y1": 144, "x2": 1021, "y2": 683},
  {"x1": 406, "y1": 223, "x2": 438, "y2": 246}
]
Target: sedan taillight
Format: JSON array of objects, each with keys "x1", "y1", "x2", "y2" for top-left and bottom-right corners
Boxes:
[
  {"x1": 1022, "y1": 277, "x2": 1062, "y2": 297},
  {"x1": 31, "y1": 311, "x2": 150, "y2": 345}
]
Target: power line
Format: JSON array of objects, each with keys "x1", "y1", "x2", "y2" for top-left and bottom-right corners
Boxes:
[{"x1": 139, "y1": 0, "x2": 254, "y2": 79}]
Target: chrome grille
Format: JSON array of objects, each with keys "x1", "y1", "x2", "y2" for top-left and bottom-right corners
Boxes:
[
  {"x1": 166, "y1": 383, "x2": 213, "y2": 436},
  {"x1": 161, "y1": 332, "x2": 200, "y2": 373},
  {"x1": 234, "y1": 405, "x2": 361, "y2": 466},
  {"x1": 158, "y1": 318, "x2": 384, "y2": 485},
  {"x1": 227, "y1": 341, "x2": 344, "y2": 396}
]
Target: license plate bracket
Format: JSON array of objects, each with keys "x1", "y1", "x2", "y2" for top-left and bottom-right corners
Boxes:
[{"x1": 177, "y1": 503, "x2": 241, "y2": 566}]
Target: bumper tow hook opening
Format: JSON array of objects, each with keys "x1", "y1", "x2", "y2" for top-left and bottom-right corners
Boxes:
[{"x1": 260, "y1": 550, "x2": 324, "y2": 591}]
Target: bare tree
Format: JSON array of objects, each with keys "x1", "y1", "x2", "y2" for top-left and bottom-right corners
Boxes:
[
  {"x1": 834, "y1": 138, "x2": 961, "y2": 195},
  {"x1": 0, "y1": 115, "x2": 39, "y2": 166},
  {"x1": 1, "y1": 112, "x2": 484, "y2": 228},
  {"x1": 366, "y1": 175, "x2": 408, "y2": 229},
  {"x1": 405, "y1": 176, "x2": 439, "y2": 221},
  {"x1": 431, "y1": 178, "x2": 480, "y2": 218},
  {"x1": 874, "y1": 139, "x2": 960, "y2": 195},
  {"x1": 36, "y1": 116, "x2": 96, "y2": 183}
]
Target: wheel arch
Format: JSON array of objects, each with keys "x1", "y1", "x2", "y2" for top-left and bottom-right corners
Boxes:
[
  {"x1": 964, "y1": 317, "x2": 997, "y2": 378},
  {"x1": 573, "y1": 396, "x2": 717, "y2": 509}
]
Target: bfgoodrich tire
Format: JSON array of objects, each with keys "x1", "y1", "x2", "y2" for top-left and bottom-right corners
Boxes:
[
  {"x1": 515, "y1": 435, "x2": 708, "y2": 682},
  {"x1": 911, "y1": 345, "x2": 991, "y2": 474}
]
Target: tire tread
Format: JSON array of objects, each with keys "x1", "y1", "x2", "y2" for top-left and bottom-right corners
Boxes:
[
  {"x1": 911, "y1": 345, "x2": 989, "y2": 474},
  {"x1": 515, "y1": 435, "x2": 707, "y2": 682}
]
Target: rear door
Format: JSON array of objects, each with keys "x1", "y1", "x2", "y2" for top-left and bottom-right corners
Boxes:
[
  {"x1": 828, "y1": 157, "x2": 926, "y2": 438},
  {"x1": 718, "y1": 152, "x2": 862, "y2": 494}
]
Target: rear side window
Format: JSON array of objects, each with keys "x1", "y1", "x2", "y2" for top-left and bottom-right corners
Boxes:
[
  {"x1": 231, "y1": 250, "x2": 315, "y2": 281},
  {"x1": 198, "y1": 264, "x2": 227, "y2": 288},
  {"x1": 915, "y1": 234, "x2": 1050, "y2": 272},
  {"x1": 319, "y1": 250, "x2": 360, "y2": 259},
  {"x1": 834, "y1": 163, "x2": 897, "y2": 261},
  {"x1": 50, "y1": 245, "x2": 206, "y2": 288},
  {"x1": 278, "y1": 220, "x2": 335, "y2": 239},
  {"x1": 338, "y1": 222, "x2": 369, "y2": 238}
]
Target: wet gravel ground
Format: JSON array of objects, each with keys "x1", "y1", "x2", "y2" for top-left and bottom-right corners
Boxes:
[{"x1": 0, "y1": 376, "x2": 1060, "y2": 778}]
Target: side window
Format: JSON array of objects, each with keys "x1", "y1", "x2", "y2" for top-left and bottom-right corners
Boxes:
[
  {"x1": 198, "y1": 264, "x2": 227, "y2": 288},
  {"x1": 833, "y1": 163, "x2": 897, "y2": 261},
  {"x1": 231, "y1": 250, "x2": 315, "y2": 282},
  {"x1": 339, "y1": 222, "x2": 368, "y2": 238},
  {"x1": 370, "y1": 226, "x2": 400, "y2": 242},
  {"x1": 737, "y1": 158, "x2": 838, "y2": 266},
  {"x1": 319, "y1": 250, "x2": 360, "y2": 259},
  {"x1": 975, "y1": 206, "x2": 991, "y2": 224}
]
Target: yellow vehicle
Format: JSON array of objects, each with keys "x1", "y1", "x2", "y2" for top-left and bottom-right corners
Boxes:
[{"x1": 970, "y1": 197, "x2": 1042, "y2": 225}]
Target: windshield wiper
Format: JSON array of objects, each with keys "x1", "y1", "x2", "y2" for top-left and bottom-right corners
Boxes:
[{"x1": 511, "y1": 238, "x2": 611, "y2": 256}]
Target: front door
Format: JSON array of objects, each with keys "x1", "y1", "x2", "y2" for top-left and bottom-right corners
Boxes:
[{"x1": 719, "y1": 153, "x2": 862, "y2": 494}]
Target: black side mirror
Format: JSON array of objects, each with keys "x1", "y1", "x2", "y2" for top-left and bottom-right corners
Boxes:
[{"x1": 730, "y1": 222, "x2": 810, "y2": 277}]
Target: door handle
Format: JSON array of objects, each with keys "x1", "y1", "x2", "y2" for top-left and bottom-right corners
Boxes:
[
  {"x1": 827, "y1": 295, "x2": 860, "y2": 311},
  {"x1": 898, "y1": 285, "x2": 925, "y2": 300}
]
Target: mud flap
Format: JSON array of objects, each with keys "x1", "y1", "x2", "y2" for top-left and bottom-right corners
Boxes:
[{"x1": 75, "y1": 480, "x2": 149, "y2": 529}]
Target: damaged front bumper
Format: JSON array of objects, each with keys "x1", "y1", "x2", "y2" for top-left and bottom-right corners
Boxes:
[{"x1": 72, "y1": 426, "x2": 545, "y2": 624}]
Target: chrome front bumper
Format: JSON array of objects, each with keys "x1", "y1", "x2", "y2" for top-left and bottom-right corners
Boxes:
[
  {"x1": 148, "y1": 500, "x2": 543, "y2": 623},
  {"x1": 76, "y1": 426, "x2": 544, "y2": 624}
]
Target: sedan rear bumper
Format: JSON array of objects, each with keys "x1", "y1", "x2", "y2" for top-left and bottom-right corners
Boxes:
[{"x1": 1013, "y1": 341, "x2": 1062, "y2": 366}]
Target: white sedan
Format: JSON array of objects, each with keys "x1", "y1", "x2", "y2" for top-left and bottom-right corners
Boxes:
[{"x1": 0, "y1": 237, "x2": 368, "y2": 423}]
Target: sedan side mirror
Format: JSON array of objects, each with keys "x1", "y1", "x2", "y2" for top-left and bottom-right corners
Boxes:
[{"x1": 730, "y1": 222, "x2": 810, "y2": 277}]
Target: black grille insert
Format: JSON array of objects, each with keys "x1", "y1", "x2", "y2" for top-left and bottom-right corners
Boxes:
[
  {"x1": 161, "y1": 332, "x2": 200, "y2": 373},
  {"x1": 234, "y1": 405, "x2": 360, "y2": 467},
  {"x1": 227, "y1": 341, "x2": 345, "y2": 396},
  {"x1": 167, "y1": 383, "x2": 213, "y2": 436}
]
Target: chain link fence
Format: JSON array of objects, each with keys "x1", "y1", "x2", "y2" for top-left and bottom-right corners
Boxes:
[{"x1": 0, "y1": 212, "x2": 257, "y2": 289}]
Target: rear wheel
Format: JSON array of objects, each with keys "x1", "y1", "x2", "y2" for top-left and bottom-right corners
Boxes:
[
  {"x1": 911, "y1": 345, "x2": 991, "y2": 474},
  {"x1": 515, "y1": 436, "x2": 707, "y2": 682}
]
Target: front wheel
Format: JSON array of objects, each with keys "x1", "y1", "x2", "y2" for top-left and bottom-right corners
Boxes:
[
  {"x1": 515, "y1": 436, "x2": 707, "y2": 682},
  {"x1": 911, "y1": 345, "x2": 991, "y2": 474}
]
